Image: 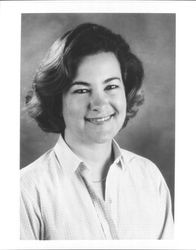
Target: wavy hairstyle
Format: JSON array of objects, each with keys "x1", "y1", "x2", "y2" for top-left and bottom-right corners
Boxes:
[{"x1": 26, "y1": 23, "x2": 144, "y2": 133}]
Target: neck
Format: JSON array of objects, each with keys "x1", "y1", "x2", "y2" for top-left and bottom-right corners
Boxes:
[{"x1": 63, "y1": 134, "x2": 114, "y2": 180}]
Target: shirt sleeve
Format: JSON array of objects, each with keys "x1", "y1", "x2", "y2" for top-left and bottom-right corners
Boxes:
[
  {"x1": 158, "y1": 173, "x2": 174, "y2": 239},
  {"x1": 20, "y1": 186, "x2": 43, "y2": 240}
]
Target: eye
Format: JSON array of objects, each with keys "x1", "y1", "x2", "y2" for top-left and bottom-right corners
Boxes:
[
  {"x1": 73, "y1": 89, "x2": 90, "y2": 94},
  {"x1": 105, "y1": 84, "x2": 119, "y2": 91}
]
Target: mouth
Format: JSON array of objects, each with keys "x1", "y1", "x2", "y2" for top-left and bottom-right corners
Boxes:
[{"x1": 85, "y1": 113, "x2": 115, "y2": 124}]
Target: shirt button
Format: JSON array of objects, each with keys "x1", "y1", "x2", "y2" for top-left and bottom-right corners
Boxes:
[{"x1": 108, "y1": 198, "x2": 112, "y2": 204}]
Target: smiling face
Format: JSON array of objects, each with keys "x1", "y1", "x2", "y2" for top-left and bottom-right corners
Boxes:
[{"x1": 62, "y1": 52, "x2": 127, "y2": 146}]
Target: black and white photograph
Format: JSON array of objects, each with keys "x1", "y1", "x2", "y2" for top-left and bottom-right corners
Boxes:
[
  {"x1": 20, "y1": 13, "x2": 175, "y2": 240},
  {"x1": 0, "y1": 0, "x2": 196, "y2": 249}
]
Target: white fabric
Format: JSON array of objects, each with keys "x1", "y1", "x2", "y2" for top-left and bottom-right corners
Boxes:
[{"x1": 20, "y1": 135, "x2": 174, "y2": 240}]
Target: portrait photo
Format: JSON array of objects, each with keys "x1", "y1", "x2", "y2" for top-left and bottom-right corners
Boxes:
[
  {"x1": 20, "y1": 13, "x2": 175, "y2": 240},
  {"x1": 1, "y1": 0, "x2": 196, "y2": 249}
]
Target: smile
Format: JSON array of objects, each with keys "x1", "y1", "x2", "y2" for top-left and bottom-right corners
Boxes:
[{"x1": 85, "y1": 114, "x2": 115, "y2": 124}]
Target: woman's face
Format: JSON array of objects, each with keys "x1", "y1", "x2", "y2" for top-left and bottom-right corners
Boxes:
[{"x1": 62, "y1": 52, "x2": 127, "y2": 145}]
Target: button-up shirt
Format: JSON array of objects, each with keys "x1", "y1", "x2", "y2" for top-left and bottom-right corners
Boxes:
[{"x1": 20, "y1": 135, "x2": 173, "y2": 240}]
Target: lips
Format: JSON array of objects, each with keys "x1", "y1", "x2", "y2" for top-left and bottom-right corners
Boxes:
[{"x1": 85, "y1": 113, "x2": 115, "y2": 124}]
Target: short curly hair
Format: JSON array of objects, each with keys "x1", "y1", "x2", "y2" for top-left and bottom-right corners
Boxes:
[{"x1": 26, "y1": 23, "x2": 144, "y2": 133}]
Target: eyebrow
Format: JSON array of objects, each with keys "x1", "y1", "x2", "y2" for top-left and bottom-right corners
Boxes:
[
  {"x1": 71, "y1": 77, "x2": 121, "y2": 87},
  {"x1": 105, "y1": 77, "x2": 121, "y2": 83},
  {"x1": 70, "y1": 81, "x2": 90, "y2": 87}
]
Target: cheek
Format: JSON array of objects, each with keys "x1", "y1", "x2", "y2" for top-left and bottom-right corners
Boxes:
[
  {"x1": 62, "y1": 99, "x2": 73, "y2": 123},
  {"x1": 117, "y1": 92, "x2": 127, "y2": 113},
  {"x1": 62, "y1": 98, "x2": 85, "y2": 122}
]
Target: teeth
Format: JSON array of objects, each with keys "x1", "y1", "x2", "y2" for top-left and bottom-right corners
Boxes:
[
  {"x1": 87, "y1": 114, "x2": 113, "y2": 123},
  {"x1": 92, "y1": 116, "x2": 111, "y2": 122}
]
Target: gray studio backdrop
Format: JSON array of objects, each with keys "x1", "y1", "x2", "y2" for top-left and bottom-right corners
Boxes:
[{"x1": 20, "y1": 13, "x2": 175, "y2": 214}]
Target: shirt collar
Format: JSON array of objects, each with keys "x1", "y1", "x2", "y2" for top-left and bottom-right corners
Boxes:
[
  {"x1": 112, "y1": 139, "x2": 128, "y2": 170},
  {"x1": 54, "y1": 135, "x2": 83, "y2": 176},
  {"x1": 53, "y1": 135, "x2": 132, "y2": 175},
  {"x1": 113, "y1": 139, "x2": 137, "y2": 170}
]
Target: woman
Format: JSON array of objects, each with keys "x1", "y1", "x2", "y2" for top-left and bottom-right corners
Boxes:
[{"x1": 21, "y1": 23, "x2": 173, "y2": 240}]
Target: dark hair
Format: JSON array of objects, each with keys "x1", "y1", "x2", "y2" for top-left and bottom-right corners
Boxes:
[{"x1": 26, "y1": 23, "x2": 144, "y2": 133}]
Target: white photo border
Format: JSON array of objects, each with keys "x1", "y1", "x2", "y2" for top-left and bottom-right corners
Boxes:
[{"x1": 0, "y1": 1, "x2": 196, "y2": 249}]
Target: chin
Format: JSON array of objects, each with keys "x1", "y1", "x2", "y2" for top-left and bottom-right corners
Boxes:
[
  {"x1": 84, "y1": 125, "x2": 122, "y2": 144},
  {"x1": 93, "y1": 138, "x2": 112, "y2": 144},
  {"x1": 88, "y1": 133, "x2": 116, "y2": 145}
]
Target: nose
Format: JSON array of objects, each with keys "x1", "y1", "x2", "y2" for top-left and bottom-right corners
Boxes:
[{"x1": 89, "y1": 91, "x2": 108, "y2": 112}]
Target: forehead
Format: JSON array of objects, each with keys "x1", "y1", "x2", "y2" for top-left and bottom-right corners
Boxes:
[{"x1": 73, "y1": 52, "x2": 122, "y2": 82}]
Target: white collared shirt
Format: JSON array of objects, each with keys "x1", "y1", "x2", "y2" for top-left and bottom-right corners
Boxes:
[{"x1": 20, "y1": 135, "x2": 173, "y2": 240}]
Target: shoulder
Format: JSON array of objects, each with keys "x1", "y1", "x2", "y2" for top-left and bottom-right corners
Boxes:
[
  {"x1": 121, "y1": 148, "x2": 165, "y2": 186},
  {"x1": 20, "y1": 148, "x2": 56, "y2": 193}
]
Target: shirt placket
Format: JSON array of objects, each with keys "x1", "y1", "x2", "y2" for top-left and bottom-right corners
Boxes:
[
  {"x1": 79, "y1": 165, "x2": 119, "y2": 240},
  {"x1": 105, "y1": 162, "x2": 121, "y2": 232}
]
